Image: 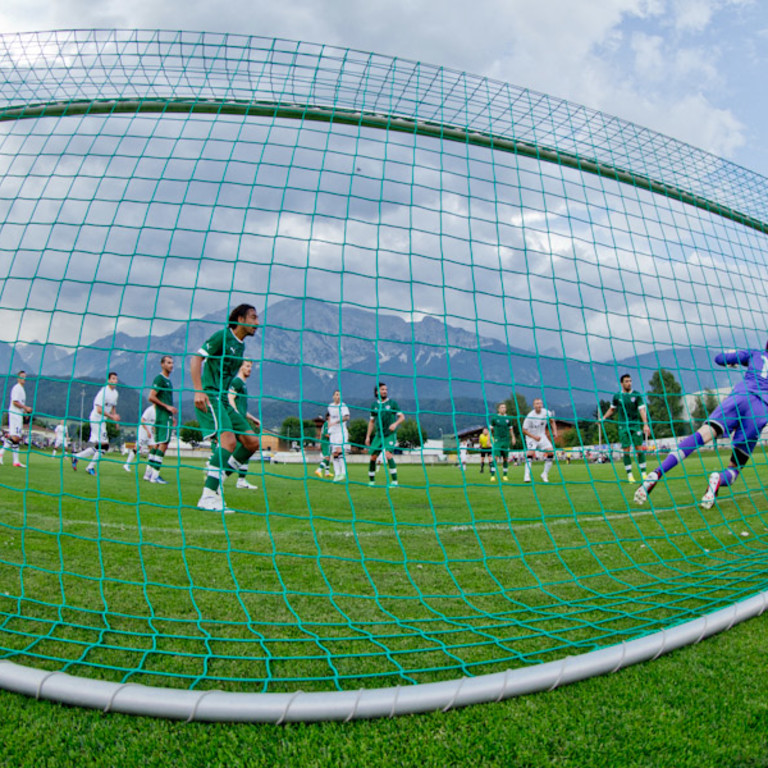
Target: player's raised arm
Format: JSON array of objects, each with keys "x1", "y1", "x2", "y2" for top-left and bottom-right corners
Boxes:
[{"x1": 714, "y1": 349, "x2": 751, "y2": 368}]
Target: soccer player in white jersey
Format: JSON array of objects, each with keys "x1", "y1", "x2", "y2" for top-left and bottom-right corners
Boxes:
[
  {"x1": 123, "y1": 405, "x2": 156, "y2": 478},
  {"x1": 522, "y1": 398, "x2": 558, "y2": 483},
  {"x1": 327, "y1": 389, "x2": 350, "y2": 482},
  {"x1": 52, "y1": 421, "x2": 68, "y2": 457},
  {"x1": 0, "y1": 371, "x2": 32, "y2": 467},
  {"x1": 72, "y1": 372, "x2": 120, "y2": 475}
]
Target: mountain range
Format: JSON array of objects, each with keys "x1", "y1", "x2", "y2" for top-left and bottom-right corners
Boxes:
[{"x1": 1, "y1": 298, "x2": 737, "y2": 431}]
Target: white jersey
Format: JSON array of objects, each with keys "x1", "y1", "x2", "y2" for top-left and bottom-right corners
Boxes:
[
  {"x1": 8, "y1": 383, "x2": 25, "y2": 415},
  {"x1": 54, "y1": 424, "x2": 66, "y2": 446},
  {"x1": 327, "y1": 401, "x2": 350, "y2": 437},
  {"x1": 138, "y1": 406, "x2": 155, "y2": 445},
  {"x1": 90, "y1": 386, "x2": 119, "y2": 422},
  {"x1": 523, "y1": 409, "x2": 553, "y2": 440}
]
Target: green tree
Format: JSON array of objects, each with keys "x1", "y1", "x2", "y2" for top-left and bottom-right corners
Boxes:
[
  {"x1": 690, "y1": 394, "x2": 709, "y2": 430},
  {"x1": 347, "y1": 418, "x2": 369, "y2": 451},
  {"x1": 279, "y1": 417, "x2": 318, "y2": 446},
  {"x1": 704, "y1": 390, "x2": 719, "y2": 413},
  {"x1": 180, "y1": 420, "x2": 202, "y2": 445},
  {"x1": 397, "y1": 419, "x2": 427, "y2": 448},
  {"x1": 503, "y1": 392, "x2": 529, "y2": 443},
  {"x1": 647, "y1": 368, "x2": 685, "y2": 438}
]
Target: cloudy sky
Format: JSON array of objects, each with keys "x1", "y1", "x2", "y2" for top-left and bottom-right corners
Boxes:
[
  {"x1": 0, "y1": 0, "x2": 766, "y2": 384},
  {"x1": 1, "y1": 0, "x2": 766, "y2": 176}
]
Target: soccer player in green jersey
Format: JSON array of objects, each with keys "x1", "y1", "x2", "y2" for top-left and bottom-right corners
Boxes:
[
  {"x1": 489, "y1": 402, "x2": 516, "y2": 481},
  {"x1": 601, "y1": 373, "x2": 651, "y2": 482},
  {"x1": 145, "y1": 355, "x2": 177, "y2": 484},
  {"x1": 364, "y1": 382, "x2": 405, "y2": 486},
  {"x1": 227, "y1": 359, "x2": 260, "y2": 490},
  {"x1": 190, "y1": 304, "x2": 260, "y2": 512}
]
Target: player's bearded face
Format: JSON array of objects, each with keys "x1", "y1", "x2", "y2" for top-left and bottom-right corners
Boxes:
[{"x1": 240, "y1": 309, "x2": 259, "y2": 335}]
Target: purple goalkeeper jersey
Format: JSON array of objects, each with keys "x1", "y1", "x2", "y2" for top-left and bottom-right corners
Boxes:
[{"x1": 714, "y1": 349, "x2": 768, "y2": 403}]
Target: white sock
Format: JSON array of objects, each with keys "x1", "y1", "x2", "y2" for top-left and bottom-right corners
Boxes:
[
  {"x1": 543, "y1": 459, "x2": 553, "y2": 475},
  {"x1": 524, "y1": 459, "x2": 531, "y2": 478}
]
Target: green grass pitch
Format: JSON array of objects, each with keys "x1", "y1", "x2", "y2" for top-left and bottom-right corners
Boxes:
[{"x1": 1, "y1": 448, "x2": 768, "y2": 765}]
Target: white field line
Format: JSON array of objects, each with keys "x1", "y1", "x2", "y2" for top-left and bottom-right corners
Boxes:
[{"x1": 13, "y1": 502, "x2": 731, "y2": 542}]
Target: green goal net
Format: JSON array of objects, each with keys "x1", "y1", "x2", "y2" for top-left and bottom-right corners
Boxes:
[{"x1": 0, "y1": 29, "x2": 767, "y2": 722}]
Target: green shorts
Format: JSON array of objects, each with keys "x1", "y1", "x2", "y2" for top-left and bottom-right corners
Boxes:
[
  {"x1": 619, "y1": 424, "x2": 645, "y2": 450},
  {"x1": 492, "y1": 445, "x2": 510, "y2": 460},
  {"x1": 321, "y1": 440, "x2": 331, "y2": 460},
  {"x1": 196, "y1": 397, "x2": 254, "y2": 440},
  {"x1": 154, "y1": 410, "x2": 173, "y2": 444},
  {"x1": 369, "y1": 431, "x2": 397, "y2": 455}
]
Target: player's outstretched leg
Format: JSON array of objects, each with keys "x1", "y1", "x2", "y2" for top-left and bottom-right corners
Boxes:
[
  {"x1": 635, "y1": 430, "x2": 709, "y2": 504},
  {"x1": 634, "y1": 470, "x2": 659, "y2": 504},
  {"x1": 701, "y1": 467, "x2": 740, "y2": 509}
]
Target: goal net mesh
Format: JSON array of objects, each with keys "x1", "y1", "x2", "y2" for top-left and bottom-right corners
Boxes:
[{"x1": 0, "y1": 29, "x2": 766, "y2": 702}]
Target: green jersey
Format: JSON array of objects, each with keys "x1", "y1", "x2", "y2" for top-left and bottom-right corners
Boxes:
[
  {"x1": 490, "y1": 414, "x2": 514, "y2": 446},
  {"x1": 228, "y1": 375, "x2": 248, "y2": 417},
  {"x1": 370, "y1": 398, "x2": 402, "y2": 435},
  {"x1": 198, "y1": 328, "x2": 245, "y2": 397},
  {"x1": 151, "y1": 374, "x2": 174, "y2": 411},
  {"x1": 612, "y1": 390, "x2": 646, "y2": 425}
]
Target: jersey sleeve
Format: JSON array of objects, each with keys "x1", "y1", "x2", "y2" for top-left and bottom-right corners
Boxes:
[{"x1": 198, "y1": 329, "x2": 223, "y2": 358}]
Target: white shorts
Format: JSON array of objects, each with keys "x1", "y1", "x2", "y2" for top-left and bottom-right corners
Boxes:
[
  {"x1": 8, "y1": 413, "x2": 23, "y2": 439},
  {"x1": 329, "y1": 427, "x2": 348, "y2": 452},
  {"x1": 137, "y1": 438, "x2": 153, "y2": 454},
  {"x1": 89, "y1": 419, "x2": 108, "y2": 445},
  {"x1": 54, "y1": 439, "x2": 64, "y2": 449},
  {"x1": 526, "y1": 435, "x2": 553, "y2": 452}
]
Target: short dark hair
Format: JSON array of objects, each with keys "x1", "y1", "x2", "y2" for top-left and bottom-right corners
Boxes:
[
  {"x1": 108, "y1": 371, "x2": 118, "y2": 380},
  {"x1": 17, "y1": 370, "x2": 25, "y2": 376},
  {"x1": 620, "y1": 373, "x2": 631, "y2": 383},
  {"x1": 229, "y1": 304, "x2": 257, "y2": 328},
  {"x1": 160, "y1": 355, "x2": 172, "y2": 364}
]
